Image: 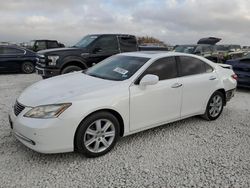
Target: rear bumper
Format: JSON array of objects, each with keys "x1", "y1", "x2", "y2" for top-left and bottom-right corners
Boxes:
[
  {"x1": 36, "y1": 66, "x2": 60, "y2": 78},
  {"x1": 226, "y1": 88, "x2": 236, "y2": 102}
]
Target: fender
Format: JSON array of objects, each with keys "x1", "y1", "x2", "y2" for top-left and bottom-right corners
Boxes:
[{"x1": 60, "y1": 56, "x2": 87, "y2": 69}]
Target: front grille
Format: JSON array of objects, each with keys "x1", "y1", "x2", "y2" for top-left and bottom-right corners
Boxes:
[{"x1": 14, "y1": 101, "x2": 25, "y2": 116}]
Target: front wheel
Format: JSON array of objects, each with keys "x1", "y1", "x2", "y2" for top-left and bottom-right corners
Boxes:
[
  {"x1": 21, "y1": 62, "x2": 35, "y2": 74},
  {"x1": 61, "y1": 66, "x2": 82, "y2": 74},
  {"x1": 75, "y1": 112, "x2": 120, "y2": 158},
  {"x1": 202, "y1": 91, "x2": 224, "y2": 121}
]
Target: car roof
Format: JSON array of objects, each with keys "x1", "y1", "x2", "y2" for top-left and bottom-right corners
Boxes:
[
  {"x1": 87, "y1": 34, "x2": 135, "y2": 37},
  {"x1": 176, "y1": 44, "x2": 212, "y2": 47},
  {"x1": 0, "y1": 45, "x2": 22, "y2": 48},
  {"x1": 119, "y1": 51, "x2": 197, "y2": 59},
  {"x1": 0, "y1": 45, "x2": 35, "y2": 54}
]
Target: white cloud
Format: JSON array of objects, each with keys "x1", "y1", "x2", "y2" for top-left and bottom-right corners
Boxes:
[{"x1": 0, "y1": 0, "x2": 250, "y2": 45}]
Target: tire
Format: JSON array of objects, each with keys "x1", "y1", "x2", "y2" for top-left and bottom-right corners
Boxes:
[
  {"x1": 75, "y1": 112, "x2": 120, "y2": 158},
  {"x1": 21, "y1": 62, "x2": 35, "y2": 74},
  {"x1": 61, "y1": 66, "x2": 82, "y2": 74},
  {"x1": 202, "y1": 91, "x2": 224, "y2": 121}
]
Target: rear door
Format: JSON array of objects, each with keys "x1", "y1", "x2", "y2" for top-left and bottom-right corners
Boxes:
[
  {"x1": 0, "y1": 47, "x2": 25, "y2": 72},
  {"x1": 129, "y1": 57, "x2": 182, "y2": 131},
  {"x1": 177, "y1": 56, "x2": 218, "y2": 117}
]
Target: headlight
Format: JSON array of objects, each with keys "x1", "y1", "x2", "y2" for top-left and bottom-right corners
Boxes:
[
  {"x1": 24, "y1": 103, "x2": 71, "y2": 119},
  {"x1": 48, "y1": 56, "x2": 59, "y2": 66},
  {"x1": 37, "y1": 54, "x2": 45, "y2": 58}
]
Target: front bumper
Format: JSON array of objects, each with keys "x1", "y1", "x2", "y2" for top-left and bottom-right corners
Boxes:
[
  {"x1": 9, "y1": 107, "x2": 76, "y2": 154},
  {"x1": 36, "y1": 66, "x2": 60, "y2": 78}
]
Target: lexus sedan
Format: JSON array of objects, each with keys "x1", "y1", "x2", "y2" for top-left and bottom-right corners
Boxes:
[
  {"x1": 9, "y1": 52, "x2": 237, "y2": 157},
  {"x1": 0, "y1": 45, "x2": 37, "y2": 74}
]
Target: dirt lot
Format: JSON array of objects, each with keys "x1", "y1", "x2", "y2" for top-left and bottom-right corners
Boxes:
[{"x1": 0, "y1": 74, "x2": 250, "y2": 188}]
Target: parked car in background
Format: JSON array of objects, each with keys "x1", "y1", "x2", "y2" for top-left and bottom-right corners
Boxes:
[
  {"x1": 174, "y1": 44, "x2": 217, "y2": 62},
  {"x1": 10, "y1": 52, "x2": 237, "y2": 157},
  {"x1": 36, "y1": 34, "x2": 169, "y2": 79},
  {"x1": 0, "y1": 45, "x2": 37, "y2": 74},
  {"x1": 36, "y1": 34, "x2": 139, "y2": 78},
  {"x1": 242, "y1": 46, "x2": 250, "y2": 53},
  {"x1": 226, "y1": 54, "x2": 250, "y2": 88},
  {"x1": 215, "y1": 45, "x2": 244, "y2": 63},
  {"x1": 27, "y1": 40, "x2": 65, "y2": 52}
]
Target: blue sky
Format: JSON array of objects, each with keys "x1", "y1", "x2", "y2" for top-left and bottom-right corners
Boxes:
[{"x1": 0, "y1": 0, "x2": 250, "y2": 46}]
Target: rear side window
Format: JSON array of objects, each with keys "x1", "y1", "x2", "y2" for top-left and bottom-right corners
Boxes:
[
  {"x1": 119, "y1": 36, "x2": 137, "y2": 52},
  {"x1": 179, "y1": 56, "x2": 206, "y2": 76},
  {"x1": 47, "y1": 41, "x2": 58, "y2": 48},
  {"x1": 140, "y1": 57, "x2": 178, "y2": 81},
  {"x1": 3, "y1": 47, "x2": 24, "y2": 55}
]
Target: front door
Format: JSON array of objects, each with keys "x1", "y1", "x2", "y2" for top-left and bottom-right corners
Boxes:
[{"x1": 129, "y1": 57, "x2": 182, "y2": 131}]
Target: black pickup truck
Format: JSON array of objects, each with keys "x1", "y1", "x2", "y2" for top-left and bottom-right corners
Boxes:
[
  {"x1": 28, "y1": 40, "x2": 65, "y2": 52},
  {"x1": 36, "y1": 34, "x2": 168, "y2": 78}
]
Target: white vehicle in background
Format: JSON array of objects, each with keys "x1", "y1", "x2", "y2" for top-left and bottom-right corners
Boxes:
[{"x1": 9, "y1": 52, "x2": 237, "y2": 157}]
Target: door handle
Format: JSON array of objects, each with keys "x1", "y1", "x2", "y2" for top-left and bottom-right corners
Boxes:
[
  {"x1": 171, "y1": 83, "x2": 182, "y2": 88},
  {"x1": 209, "y1": 76, "x2": 217, "y2": 80}
]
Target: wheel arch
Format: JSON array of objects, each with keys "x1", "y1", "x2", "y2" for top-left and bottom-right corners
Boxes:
[
  {"x1": 73, "y1": 108, "x2": 125, "y2": 150},
  {"x1": 61, "y1": 59, "x2": 87, "y2": 73},
  {"x1": 216, "y1": 88, "x2": 226, "y2": 106}
]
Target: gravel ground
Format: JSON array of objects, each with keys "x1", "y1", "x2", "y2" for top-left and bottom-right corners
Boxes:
[{"x1": 0, "y1": 73, "x2": 250, "y2": 188}]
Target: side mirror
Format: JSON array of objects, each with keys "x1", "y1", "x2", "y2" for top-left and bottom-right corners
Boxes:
[
  {"x1": 139, "y1": 74, "x2": 159, "y2": 86},
  {"x1": 93, "y1": 47, "x2": 102, "y2": 53}
]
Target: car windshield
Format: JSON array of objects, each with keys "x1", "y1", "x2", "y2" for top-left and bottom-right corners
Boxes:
[
  {"x1": 175, "y1": 46, "x2": 195, "y2": 53},
  {"x1": 85, "y1": 55, "x2": 149, "y2": 81},
  {"x1": 73, "y1": 35, "x2": 99, "y2": 48}
]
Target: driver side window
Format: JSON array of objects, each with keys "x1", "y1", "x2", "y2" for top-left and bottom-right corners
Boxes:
[
  {"x1": 93, "y1": 36, "x2": 118, "y2": 54},
  {"x1": 138, "y1": 57, "x2": 178, "y2": 83}
]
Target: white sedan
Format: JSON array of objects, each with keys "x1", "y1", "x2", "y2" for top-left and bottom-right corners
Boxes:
[{"x1": 9, "y1": 52, "x2": 237, "y2": 157}]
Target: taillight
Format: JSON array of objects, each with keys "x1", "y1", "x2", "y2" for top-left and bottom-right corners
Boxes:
[{"x1": 231, "y1": 74, "x2": 238, "y2": 80}]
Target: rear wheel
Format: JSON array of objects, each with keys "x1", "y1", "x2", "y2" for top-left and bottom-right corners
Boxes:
[
  {"x1": 21, "y1": 62, "x2": 35, "y2": 74},
  {"x1": 202, "y1": 91, "x2": 224, "y2": 121},
  {"x1": 75, "y1": 112, "x2": 120, "y2": 158},
  {"x1": 61, "y1": 66, "x2": 82, "y2": 74}
]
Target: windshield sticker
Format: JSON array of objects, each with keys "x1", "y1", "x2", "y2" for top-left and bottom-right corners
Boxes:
[
  {"x1": 113, "y1": 67, "x2": 129, "y2": 75},
  {"x1": 90, "y1": 36, "x2": 98, "y2": 39}
]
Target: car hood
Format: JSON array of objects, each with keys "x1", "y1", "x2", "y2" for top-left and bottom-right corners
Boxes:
[
  {"x1": 18, "y1": 72, "x2": 121, "y2": 107},
  {"x1": 38, "y1": 47, "x2": 86, "y2": 55}
]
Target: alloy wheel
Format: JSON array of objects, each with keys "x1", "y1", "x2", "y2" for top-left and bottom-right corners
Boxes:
[
  {"x1": 84, "y1": 119, "x2": 115, "y2": 153},
  {"x1": 209, "y1": 95, "x2": 223, "y2": 117},
  {"x1": 23, "y1": 63, "x2": 34, "y2": 73}
]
